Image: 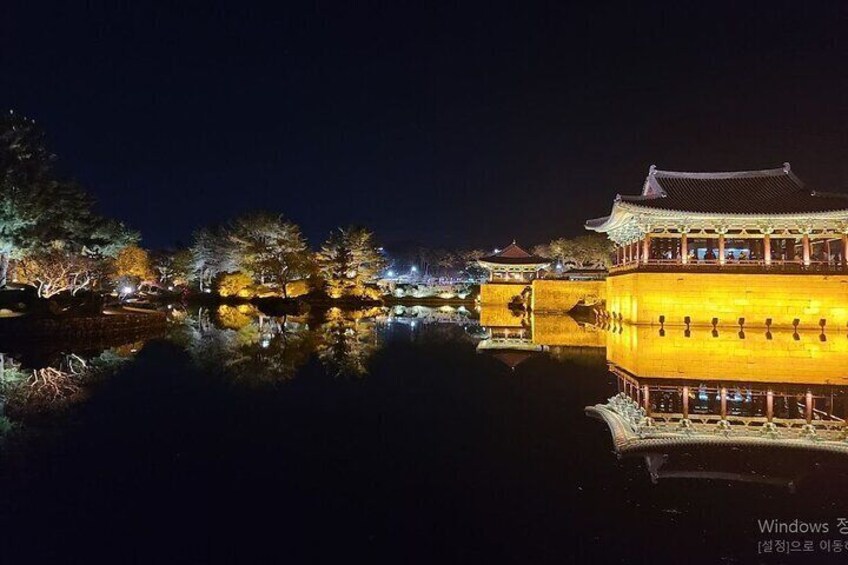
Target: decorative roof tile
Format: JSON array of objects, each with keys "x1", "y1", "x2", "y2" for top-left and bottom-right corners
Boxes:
[
  {"x1": 620, "y1": 164, "x2": 848, "y2": 214},
  {"x1": 479, "y1": 242, "x2": 549, "y2": 265}
]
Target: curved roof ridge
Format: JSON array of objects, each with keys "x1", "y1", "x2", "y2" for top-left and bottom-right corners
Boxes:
[
  {"x1": 651, "y1": 164, "x2": 791, "y2": 180},
  {"x1": 811, "y1": 190, "x2": 848, "y2": 199}
]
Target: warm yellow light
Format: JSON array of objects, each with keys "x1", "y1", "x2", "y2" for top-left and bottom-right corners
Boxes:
[{"x1": 607, "y1": 323, "x2": 848, "y2": 384}]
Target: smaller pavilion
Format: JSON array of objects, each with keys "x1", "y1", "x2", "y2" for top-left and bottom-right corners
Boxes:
[{"x1": 477, "y1": 242, "x2": 550, "y2": 282}]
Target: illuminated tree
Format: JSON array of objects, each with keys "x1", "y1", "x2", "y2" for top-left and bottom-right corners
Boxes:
[
  {"x1": 0, "y1": 111, "x2": 137, "y2": 289},
  {"x1": 459, "y1": 248, "x2": 489, "y2": 279},
  {"x1": 317, "y1": 227, "x2": 386, "y2": 298},
  {"x1": 217, "y1": 271, "x2": 254, "y2": 298},
  {"x1": 227, "y1": 212, "x2": 312, "y2": 297},
  {"x1": 152, "y1": 248, "x2": 192, "y2": 287},
  {"x1": 17, "y1": 248, "x2": 100, "y2": 298},
  {"x1": 545, "y1": 234, "x2": 613, "y2": 270},
  {"x1": 113, "y1": 244, "x2": 154, "y2": 282},
  {"x1": 190, "y1": 227, "x2": 236, "y2": 292}
]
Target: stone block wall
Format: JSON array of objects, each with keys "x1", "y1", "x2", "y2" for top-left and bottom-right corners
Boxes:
[
  {"x1": 606, "y1": 272, "x2": 848, "y2": 329},
  {"x1": 479, "y1": 282, "x2": 530, "y2": 306},
  {"x1": 530, "y1": 279, "x2": 605, "y2": 313}
]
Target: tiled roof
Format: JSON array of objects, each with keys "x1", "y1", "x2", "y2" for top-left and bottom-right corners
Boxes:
[
  {"x1": 479, "y1": 242, "x2": 549, "y2": 265},
  {"x1": 620, "y1": 164, "x2": 848, "y2": 215}
]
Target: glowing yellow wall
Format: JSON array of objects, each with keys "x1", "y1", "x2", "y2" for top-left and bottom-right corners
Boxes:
[
  {"x1": 607, "y1": 323, "x2": 848, "y2": 385},
  {"x1": 479, "y1": 283, "x2": 530, "y2": 306},
  {"x1": 606, "y1": 272, "x2": 848, "y2": 329},
  {"x1": 530, "y1": 279, "x2": 605, "y2": 312}
]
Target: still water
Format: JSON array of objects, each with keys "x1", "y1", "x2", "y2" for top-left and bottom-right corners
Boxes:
[{"x1": 2, "y1": 304, "x2": 848, "y2": 564}]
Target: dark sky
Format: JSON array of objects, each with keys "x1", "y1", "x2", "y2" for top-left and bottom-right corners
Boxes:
[{"x1": 3, "y1": 1, "x2": 848, "y2": 250}]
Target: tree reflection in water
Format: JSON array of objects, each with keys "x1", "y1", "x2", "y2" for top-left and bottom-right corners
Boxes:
[
  {"x1": 175, "y1": 304, "x2": 317, "y2": 383},
  {"x1": 175, "y1": 304, "x2": 485, "y2": 380},
  {"x1": 315, "y1": 307, "x2": 381, "y2": 377},
  {"x1": 0, "y1": 345, "x2": 140, "y2": 434}
]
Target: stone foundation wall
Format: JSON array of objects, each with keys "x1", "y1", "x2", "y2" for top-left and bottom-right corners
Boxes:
[
  {"x1": 479, "y1": 283, "x2": 530, "y2": 306},
  {"x1": 606, "y1": 272, "x2": 848, "y2": 329},
  {"x1": 530, "y1": 279, "x2": 605, "y2": 313}
]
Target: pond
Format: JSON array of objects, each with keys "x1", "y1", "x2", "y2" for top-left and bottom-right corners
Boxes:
[{"x1": 2, "y1": 304, "x2": 848, "y2": 564}]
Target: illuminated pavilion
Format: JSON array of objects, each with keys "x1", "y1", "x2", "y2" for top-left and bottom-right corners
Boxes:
[
  {"x1": 477, "y1": 242, "x2": 550, "y2": 282},
  {"x1": 586, "y1": 163, "x2": 848, "y2": 270},
  {"x1": 584, "y1": 164, "x2": 848, "y2": 328}
]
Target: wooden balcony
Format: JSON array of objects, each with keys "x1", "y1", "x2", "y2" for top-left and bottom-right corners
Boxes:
[{"x1": 609, "y1": 258, "x2": 848, "y2": 275}]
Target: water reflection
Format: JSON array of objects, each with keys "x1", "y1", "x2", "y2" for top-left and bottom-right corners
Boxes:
[
  {"x1": 0, "y1": 341, "x2": 145, "y2": 432},
  {"x1": 173, "y1": 304, "x2": 487, "y2": 381},
  {"x1": 588, "y1": 321, "x2": 848, "y2": 489},
  {"x1": 316, "y1": 307, "x2": 381, "y2": 377},
  {"x1": 476, "y1": 307, "x2": 605, "y2": 369},
  {"x1": 172, "y1": 304, "x2": 317, "y2": 383}
]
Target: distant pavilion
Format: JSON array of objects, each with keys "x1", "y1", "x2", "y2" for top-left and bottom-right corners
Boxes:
[
  {"x1": 477, "y1": 242, "x2": 550, "y2": 282},
  {"x1": 586, "y1": 163, "x2": 848, "y2": 272}
]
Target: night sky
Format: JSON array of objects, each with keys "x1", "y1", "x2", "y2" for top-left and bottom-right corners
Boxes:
[{"x1": 3, "y1": 2, "x2": 848, "y2": 250}]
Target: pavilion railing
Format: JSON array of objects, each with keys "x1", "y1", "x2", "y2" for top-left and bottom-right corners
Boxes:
[{"x1": 609, "y1": 258, "x2": 847, "y2": 275}]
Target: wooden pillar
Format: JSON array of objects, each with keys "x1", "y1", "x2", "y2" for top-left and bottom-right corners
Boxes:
[
  {"x1": 805, "y1": 391, "x2": 813, "y2": 424},
  {"x1": 802, "y1": 234, "x2": 811, "y2": 266},
  {"x1": 680, "y1": 234, "x2": 688, "y2": 264},
  {"x1": 763, "y1": 234, "x2": 771, "y2": 266},
  {"x1": 681, "y1": 385, "x2": 689, "y2": 418},
  {"x1": 843, "y1": 234, "x2": 848, "y2": 271},
  {"x1": 643, "y1": 385, "x2": 651, "y2": 417},
  {"x1": 766, "y1": 390, "x2": 774, "y2": 422},
  {"x1": 826, "y1": 239, "x2": 832, "y2": 264},
  {"x1": 720, "y1": 387, "x2": 727, "y2": 420},
  {"x1": 642, "y1": 235, "x2": 651, "y2": 264},
  {"x1": 718, "y1": 234, "x2": 726, "y2": 265}
]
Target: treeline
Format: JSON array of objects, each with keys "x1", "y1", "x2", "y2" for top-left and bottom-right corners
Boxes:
[
  {"x1": 0, "y1": 111, "x2": 611, "y2": 306},
  {"x1": 186, "y1": 219, "x2": 385, "y2": 299},
  {"x1": 0, "y1": 111, "x2": 389, "y2": 302},
  {"x1": 532, "y1": 236, "x2": 613, "y2": 271}
]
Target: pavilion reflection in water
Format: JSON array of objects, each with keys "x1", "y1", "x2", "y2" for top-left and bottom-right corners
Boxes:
[
  {"x1": 588, "y1": 321, "x2": 848, "y2": 488},
  {"x1": 476, "y1": 307, "x2": 606, "y2": 369}
]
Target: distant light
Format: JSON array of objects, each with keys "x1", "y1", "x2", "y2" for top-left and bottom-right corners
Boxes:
[
  {"x1": 167, "y1": 285, "x2": 174, "y2": 291},
  {"x1": 121, "y1": 286, "x2": 133, "y2": 295},
  {"x1": 204, "y1": 289, "x2": 212, "y2": 294},
  {"x1": 411, "y1": 266, "x2": 418, "y2": 272},
  {"x1": 387, "y1": 270, "x2": 395, "y2": 277},
  {"x1": 494, "y1": 248, "x2": 500, "y2": 253}
]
